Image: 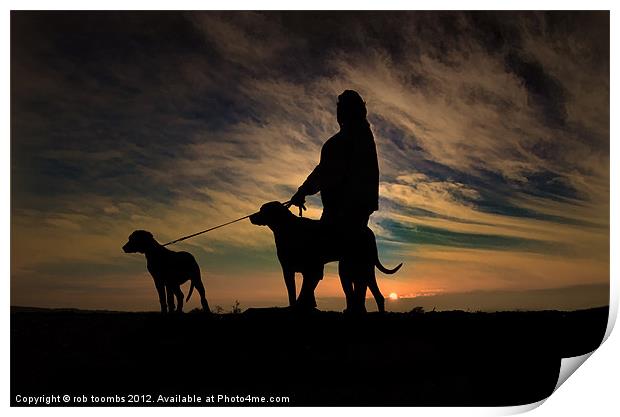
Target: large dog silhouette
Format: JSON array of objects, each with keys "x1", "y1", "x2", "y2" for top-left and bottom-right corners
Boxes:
[{"x1": 250, "y1": 201, "x2": 402, "y2": 311}]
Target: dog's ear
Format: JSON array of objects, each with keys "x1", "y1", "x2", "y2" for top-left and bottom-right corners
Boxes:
[
  {"x1": 130, "y1": 230, "x2": 154, "y2": 242},
  {"x1": 140, "y1": 231, "x2": 154, "y2": 243},
  {"x1": 265, "y1": 201, "x2": 286, "y2": 211}
]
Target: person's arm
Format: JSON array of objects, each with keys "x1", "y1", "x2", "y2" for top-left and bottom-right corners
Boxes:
[
  {"x1": 289, "y1": 162, "x2": 320, "y2": 213},
  {"x1": 290, "y1": 143, "x2": 326, "y2": 208},
  {"x1": 298, "y1": 162, "x2": 322, "y2": 197}
]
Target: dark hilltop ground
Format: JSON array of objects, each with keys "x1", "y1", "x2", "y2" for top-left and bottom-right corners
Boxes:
[{"x1": 11, "y1": 305, "x2": 608, "y2": 407}]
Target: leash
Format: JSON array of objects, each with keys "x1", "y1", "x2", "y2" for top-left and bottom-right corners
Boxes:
[
  {"x1": 162, "y1": 213, "x2": 255, "y2": 246},
  {"x1": 162, "y1": 200, "x2": 296, "y2": 247}
]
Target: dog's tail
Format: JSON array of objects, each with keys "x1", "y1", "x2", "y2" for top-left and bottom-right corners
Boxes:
[
  {"x1": 369, "y1": 227, "x2": 403, "y2": 274},
  {"x1": 376, "y1": 258, "x2": 403, "y2": 274},
  {"x1": 186, "y1": 282, "x2": 195, "y2": 302}
]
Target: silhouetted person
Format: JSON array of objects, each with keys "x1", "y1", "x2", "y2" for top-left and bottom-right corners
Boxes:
[{"x1": 289, "y1": 90, "x2": 381, "y2": 313}]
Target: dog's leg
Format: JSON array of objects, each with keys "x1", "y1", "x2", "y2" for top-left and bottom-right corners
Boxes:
[
  {"x1": 165, "y1": 285, "x2": 176, "y2": 313},
  {"x1": 338, "y1": 261, "x2": 354, "y2": 312},
  {"x1": 174, "y1": 287, "x2": 184, "y2": 313},
  {"x1": 155, "y1": 280, "x2": 167, "y2": 313},
  {"x1": 187, "y1": 263, "x2": 210, "y2": 313},
  {"x1": 297, "y1": 267, "x2": 322, "y2": 309},
  {"x1": 193, "y1": 279, "x2": 210, "y2": 313},
  {"x1": 283, "y1": 268, "x2": 296, "y2": 306},
  {"x1": 352, "y1": 281, "x2": 368, "y2": 314},
  {"x1": 310, "y1": 269, "x2": 323, "y2": 307},
  {"x1": 351, "y1": 262, "x2": 373, "y2": 314},
  {"x1": 340, "y1": 259, "x2": 369, "y2": 314},
  {"x1": 297, "y1": 274, "x2": 315, "y2": 309}
]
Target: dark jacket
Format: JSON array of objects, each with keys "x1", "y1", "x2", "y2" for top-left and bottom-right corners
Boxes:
[{"x1": 298, "y1": 122, "x2": 379, "y2": 222}]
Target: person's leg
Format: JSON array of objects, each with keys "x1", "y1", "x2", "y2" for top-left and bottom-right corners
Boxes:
[
  {"x1": 342, "y1": 214, "x2": 371, "y2": 313},
  {"x1": 351, "y1": 279, "x2": 368, "y2": 314},
  {"x1": 321, "y1": 212, "x2": 352, "y2": 310},
  {"x1": 323, "y1": 211, "x2": 374, "y2": 313}
]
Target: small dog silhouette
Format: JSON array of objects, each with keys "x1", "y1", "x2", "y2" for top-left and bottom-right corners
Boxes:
[
  {"x1": 250, "y1": 201, "x2": 402, "y2": 312},
  {"x1": 122, "y1": 230, "x2": 210, "y2": 313}
]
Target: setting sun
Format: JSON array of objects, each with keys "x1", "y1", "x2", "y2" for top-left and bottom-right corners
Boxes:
[{"x1": 389, "y1": 292, "x2": 399, "y2": 301}]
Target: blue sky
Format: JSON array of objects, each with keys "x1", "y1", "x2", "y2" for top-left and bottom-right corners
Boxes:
[{"x1": 11, "y1": 11, "x2": 609, "y2": 311}]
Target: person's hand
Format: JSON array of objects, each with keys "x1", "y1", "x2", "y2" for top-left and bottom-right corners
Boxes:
[{"x1": 286, "y1": 190, "x2": 307, "y2": 217}]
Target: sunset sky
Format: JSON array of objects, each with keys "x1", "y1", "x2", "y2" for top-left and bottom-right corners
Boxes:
[{"x1": 11, "y1": 11, "x2": 609, "y2": 312}]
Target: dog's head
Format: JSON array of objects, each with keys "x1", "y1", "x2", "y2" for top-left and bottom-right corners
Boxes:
[
  {"x1": 249, "y1": 201, "x2": 293, "y2": 227},
  {"x1": 122, "y1": 230, "x2": 156, "y2": 253}
]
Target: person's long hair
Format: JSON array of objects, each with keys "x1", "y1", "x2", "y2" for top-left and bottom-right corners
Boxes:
[{"x1": 337, "y1": 90, "x2": 373, "y2": 142}]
